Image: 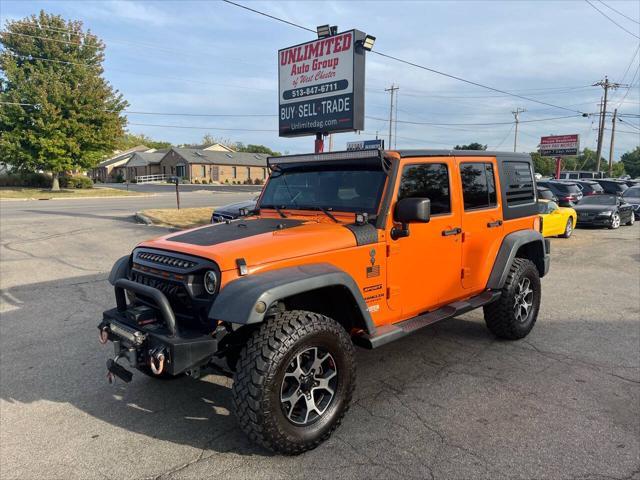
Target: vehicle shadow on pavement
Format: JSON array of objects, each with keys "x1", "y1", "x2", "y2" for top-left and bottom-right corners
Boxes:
[
  {"x1": 0, "y1": 272, "x2": 495, "y2": 458},
  {"x1": 1, "y1": 272, "x2": 639, "y2": 473},
  {"x1": 24, "y1": 209, "x2": 140, "y2": 223}
]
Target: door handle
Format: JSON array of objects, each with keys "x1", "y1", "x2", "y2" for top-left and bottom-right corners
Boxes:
[
  {"x1": 487, "y1": 220, "x2": 503, "y2": 228},
  {"x1": 442, "y1": 227, "x2": 462, "y2": 236}
]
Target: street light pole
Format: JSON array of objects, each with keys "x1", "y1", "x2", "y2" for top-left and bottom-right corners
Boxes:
[{"x1": 512, "y1": 107, "x2": 526, "y2": 152}]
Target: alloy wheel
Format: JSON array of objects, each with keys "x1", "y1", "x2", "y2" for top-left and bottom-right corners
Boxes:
[
  {"x1": 513, "y1": 277, "x2": 534, "y2": 323},
  {"x1": 280, "y1": 346, "x2": 338, "y2": 426},
  {"x1": 565, "y1": 219, "x2": 572, "y2": 237},
  {"x1": 611, "y1": 213, "x2": 620, "y2": 229}
]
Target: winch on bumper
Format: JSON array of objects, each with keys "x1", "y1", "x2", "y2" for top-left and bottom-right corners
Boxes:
[{"x1": 98, "y1": 278, "x2": 219, "y2": 382}]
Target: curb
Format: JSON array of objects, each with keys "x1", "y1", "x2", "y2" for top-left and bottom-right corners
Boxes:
[{"x1": 134, "y1": 211, "x2": 154, "y2": 225}]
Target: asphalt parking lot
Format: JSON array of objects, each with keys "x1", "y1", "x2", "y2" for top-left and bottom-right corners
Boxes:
[{"x1": 1, "y1": 196, "x2": 638, "y2": 480}]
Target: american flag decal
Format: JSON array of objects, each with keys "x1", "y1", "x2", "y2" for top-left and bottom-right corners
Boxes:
[{"x1": 366, "y1": 265, "x2": 380, "y2": 278}]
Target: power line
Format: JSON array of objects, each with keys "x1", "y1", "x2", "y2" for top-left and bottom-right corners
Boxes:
[
  {"x1": 221, "y1": 0, "x2": 315, "y2": 33},
  {"x1": 125, "y1": 110, "x2": 275, "y2": 118},
  {"x1": 128, "y1": 122, "x2": 277, "y2": 132},
  {"x1": 3, "y1": 52, "x2": 274, "y2": 92},
  {"x1": 584, "y1": 0, "x2": 640, "y2": 39},
  {"x1": 490, "y1": 124, "x2": 515, "y2": 150},
  {"x1": 598, "y1": 1, "x2": 640, "y2": 25},
  {"x1": 222, "y1": 0, "x2": 590, "y2": 115},
  {"x1": 365, "y1": 114, "x2": 585, "y2": 127}
]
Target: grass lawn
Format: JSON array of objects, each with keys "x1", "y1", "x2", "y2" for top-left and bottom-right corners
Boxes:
[
  {"x1": 140, "y1": 207, "x2": 214, "y2": 229},
  {"x1": 0, "y1": 187, "x2": 144, "y2": 200}
]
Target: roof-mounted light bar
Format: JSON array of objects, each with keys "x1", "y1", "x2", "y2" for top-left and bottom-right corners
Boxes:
[{"x1": 267, "y1": 149, "x2": 383, "y2": 169}]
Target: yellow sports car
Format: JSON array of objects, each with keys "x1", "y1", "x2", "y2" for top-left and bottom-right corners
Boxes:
[{"x1": 538, "y1": 199, "x2": 577, "y2": 238}]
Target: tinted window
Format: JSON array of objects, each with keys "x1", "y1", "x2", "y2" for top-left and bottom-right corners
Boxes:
[
  {"x1": 554, "y1": 183, "x2": 581, "y2": 194},
  {"x1": 503, "y1": 161, "x2": 535, "y2": 206},
  {"x1": 588, "y1": 182, "x2": 604, "y2": 193},
  {"x1": 623, "y1": 187, "x2": 640, "y2": 199},
  {"x1": 259, "y1": 162, "x2": 386, "y2": 214},
  {"x1": 460, "y1": 162, "x2": 497, "y2": 210},
  {"x1": 578, "y1": 195, "x2": 616, "y2": 205},
  {"x1": 398, "y1": 163, "x2": 451, "y2": 215},
  {"x1": 537, "y1": 188, "x2": 555, "y2": 200}
]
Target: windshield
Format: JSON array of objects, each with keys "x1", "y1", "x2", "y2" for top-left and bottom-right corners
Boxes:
[
  {"x1": 259, "y1": 161, "x2": 387, "y2": 215},
  {"x1": 554, "y1": 183, "x2": 581, "y2": 193},
  {"x1": 623, "y1": 186, "x2": 640, "y2": 199},
  {"x1": 578, "y1": 194, "x2": 617, "y2": 205}
]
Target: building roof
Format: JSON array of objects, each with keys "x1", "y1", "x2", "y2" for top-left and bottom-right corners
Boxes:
[
  {"x1": 97, "y1": 145, "x2": 150, "y2": 168},
  {"x1": 126, "y1": 151, "x2": 168, "y2": 167},
  {"x1": 168, "y1": 148, "x2": 268, "y2": 166}
]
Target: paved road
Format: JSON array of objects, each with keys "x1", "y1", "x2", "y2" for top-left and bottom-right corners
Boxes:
[
  {"x1": 0, "y1": 199, "x2": 638, "y2": 479},
  {"x1": 100, "y1": 182, "x2": 262, "y2": 194}
]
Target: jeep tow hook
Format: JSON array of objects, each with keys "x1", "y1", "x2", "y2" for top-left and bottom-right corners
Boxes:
[
  {"x1": 149, "y1": 349, "x2": 166, "y2": 375},
  {"x1": 106, "y1": 356, "x2": 133, "y2": 384},
  {"x1": 99, "y1": 327, "x2": 109, "y2": 345}
]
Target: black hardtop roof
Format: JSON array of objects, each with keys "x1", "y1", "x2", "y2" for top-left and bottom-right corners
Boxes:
[
  {"x1": 395, "y1": 149, "x2": 531, "y2": 161},
  {"x1": 267, "y1": 149, "x2": 532, "y2": 167}
]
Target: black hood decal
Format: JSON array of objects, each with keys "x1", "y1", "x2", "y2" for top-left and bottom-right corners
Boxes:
[{"x1": 167, "y1": 218, "x2": 305, "y2": 246}]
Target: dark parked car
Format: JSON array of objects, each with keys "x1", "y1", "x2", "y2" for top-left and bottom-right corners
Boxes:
[
  {"x1": 537, "y1": 186, "x2": 558, "y2": 202},
  {"x1": 537, "y1": 180, "x2": 583, "y2": 206},
  {"x1": 571, "y1": 179, "x2": 605, "y2": 196},
  {"x1": 211, "y1": 196, "x2": 259, "y2": 223},
  {"x1": 574, "y1": 194, "x2": 635, "y2": 229},
  {"x1": 594, "y1": 178, "x2": 628, "y2": 195},
  {"x1": 621, "y1": 186, "x2": 640, "y2": 219},
  {"x1": 620, "y1": 178, "x2": 640, "y2": 188}
]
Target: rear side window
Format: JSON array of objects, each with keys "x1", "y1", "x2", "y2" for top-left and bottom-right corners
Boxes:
[
  {"x1": 503, "y1": 161, "x2": 535, "y2": 206},
  {"x1": 589, "y1": 183, "x2": 604, "y2": 192},
  {"x1": 398, "y1": 163, "x2": 451, "y2": 215},
  {"x1": 555, "y1": 183, "x2": 581, "y2": 194},
  {"x1": 459, "y1": 162, "x2": 497, "y2": 210}
]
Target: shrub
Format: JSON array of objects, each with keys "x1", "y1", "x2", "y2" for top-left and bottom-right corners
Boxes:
[
  {"x1": 0, "y1": 172, "x2": 51, "y2": 188},
  {"x1": 60, "y1": 175, "x2": 93, "y2": 189},
  {"x1": 253, "y1": 178, "x2": 263, "y2": 185},
  {"x1": 194, "y1": 179, "x2": 200, "y2": 184},
  {"x1": 224, "y1": 179, "x2": 230, "y2": 184},
  {"x1": 114, "y1": 173, "x2": 124, "y2": 183}
]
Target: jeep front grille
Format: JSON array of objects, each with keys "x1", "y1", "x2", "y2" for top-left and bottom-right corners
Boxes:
[
  {"x1": 136, "y1": 251, "x2": 196, "y2": 269},
  {"x1": 130, "y1": 270, "x2": 192, "y2": 312}
]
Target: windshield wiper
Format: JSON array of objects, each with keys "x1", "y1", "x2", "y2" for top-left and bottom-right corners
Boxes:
[
  {"x1": 298, "y1": 205, "x2": 339, "y2": 223},
  {"x1": 261, "y1": 204, "x2": 288, "y2": 218}
]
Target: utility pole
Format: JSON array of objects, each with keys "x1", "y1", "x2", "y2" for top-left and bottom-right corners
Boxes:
[
  {"x1": 385, "y1": 84, "x2": 399, "y2": 149},
  {"x1": 593, "y1": 76, "x2": 624, "y2": 172},
  {"x1": 512, "y1": 107, "x2": 526, "y2": 152},
  {"x1": 608, "y1": 108, "x2": 618, "y2": 177}
]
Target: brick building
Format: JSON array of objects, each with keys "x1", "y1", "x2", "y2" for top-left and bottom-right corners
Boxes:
[{"x1": 159, "y1": 148, "x2": 269, "y2": 184}]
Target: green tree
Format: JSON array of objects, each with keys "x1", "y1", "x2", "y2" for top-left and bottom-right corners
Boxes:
[
  {"x1": 0, "y1": 11, "x2": 127, "y2": 189},
  {"x1": 621, "y1": 147, "x2": 640, "y2": 178},
  {"x1": 530, "y1": 152, "x2": 555, "y2": 176},
  {"x1": 454, "y1": 142, "x2": 486, "y2": 150},
  {"x1": 235, "y1": 142, "x2": 281, "y2": 156},
  {"x1": 117, "y1": 133, "x2": 171, "y2": 151}
]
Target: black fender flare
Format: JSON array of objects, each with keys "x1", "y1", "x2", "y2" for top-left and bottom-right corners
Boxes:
[
  {"x1": 486, "y1": 230, "x2": 549, "y2": 290},
  {"x1": 208, "y1": 263, "x2": 376, "y2": 335},
  {"x1": 108, "y1": 255, "x2": 131, "y2": 285}
]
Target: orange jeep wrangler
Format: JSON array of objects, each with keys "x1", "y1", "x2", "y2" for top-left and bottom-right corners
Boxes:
[{"x1": 99, "y1": 148, "x2": 549, "y2": 454}]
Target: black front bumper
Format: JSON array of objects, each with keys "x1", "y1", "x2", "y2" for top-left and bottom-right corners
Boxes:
[
  {"x1": 100, "y1": 279, "x2": 219, "y2": 377},
  {"x1": 576, "y1": 215, "x2": 613, "y2": 227}
]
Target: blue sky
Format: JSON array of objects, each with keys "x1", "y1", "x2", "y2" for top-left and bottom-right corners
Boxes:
[{"x1": 2, "y1": 0, "x2": 639, "y2": 159}]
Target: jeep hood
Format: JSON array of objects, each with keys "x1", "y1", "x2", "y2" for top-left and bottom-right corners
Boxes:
[{"x1": 137, "y1": 217, "x2": 368, "y2": 271}]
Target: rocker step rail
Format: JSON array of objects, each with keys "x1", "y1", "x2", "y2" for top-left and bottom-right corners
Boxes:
[{"x1": 354, "y1": 291, "x2": 501, "y2": 349}]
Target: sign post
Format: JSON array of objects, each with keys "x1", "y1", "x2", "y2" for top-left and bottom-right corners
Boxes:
[
  {"x1": 538, "y1": 134, "x2": 580, "y2": 179},
  {"x1": 278, "y1": 29, "x2": 370, "y2": 150}
]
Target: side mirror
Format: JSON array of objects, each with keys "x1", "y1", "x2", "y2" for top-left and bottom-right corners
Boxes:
[
  {"x1": 391, "y1": 198, "x2": 430, "y2": 240},
  {"x1": 394, "y1": 197, "x2": 431, "y2": 224}
]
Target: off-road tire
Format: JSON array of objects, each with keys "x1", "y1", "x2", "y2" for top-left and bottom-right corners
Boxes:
[
  {"x1": 625, "y1": 213, "x2": 635, "y2": 226},
  {"x1": 560, "y1": 217, "x2": 573, "y2": 238},
  {"x1": 232, "y1": 310, "x2": 355, "y2": 455},
  {"x1": 483, "y1": 258, "x2": 541, "y2": 340}
]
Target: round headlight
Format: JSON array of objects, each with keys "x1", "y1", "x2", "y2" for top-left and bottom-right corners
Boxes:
[{"x1": 203, "y1": 270, "x2": 218, "y2": 295}]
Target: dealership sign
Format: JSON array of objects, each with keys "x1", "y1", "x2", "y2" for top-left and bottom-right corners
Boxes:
[
  {"x1": 278, "y1": 30, "x2": 366, "y2": 137},
  {"x1": 346, "y1": 139, "x2": 384, "y2": 151},
  {"x1": 539, "y1": 134, "x2": 580, "y2": 157}
]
